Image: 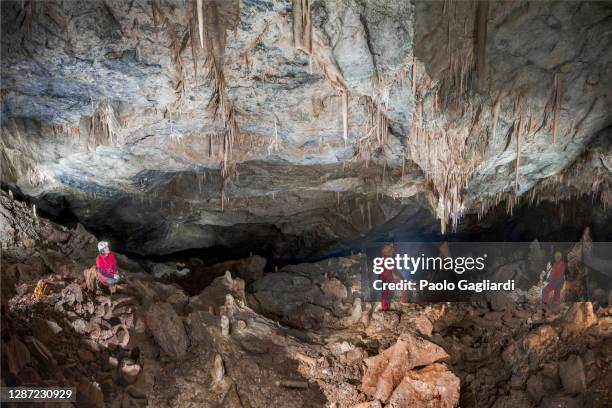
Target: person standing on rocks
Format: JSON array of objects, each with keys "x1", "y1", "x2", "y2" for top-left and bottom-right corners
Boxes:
[
  {"x1": 96, "y1": 241, "x2": 119, "y2": 292},
  {"x1": 542, "y1": 250, "x2": 566, "y2": 305},
  {"x1": 380, "y1": 244, "x2": 408, "y2": 311}
]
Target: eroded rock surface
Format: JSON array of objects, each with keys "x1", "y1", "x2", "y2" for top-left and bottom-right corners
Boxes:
[{"x1": 1, "y1": 1, "x2": 610, "y2": 256}]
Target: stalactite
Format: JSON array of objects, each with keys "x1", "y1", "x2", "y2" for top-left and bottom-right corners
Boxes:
[
  {"x1": 221, "y1": 108, "x2": 237, "y2": 177},
  {"x1": 342, "y1": 91, "x2": 348, "y2": 143},
  {"x1": 92, "y1": 101, "x2": 120, "y2": 146},
  {"x1": 474, "y1": 0, "x2": 489, "y2": 92},
  {"x1": 552, "y1": 73, "x2": 562, "y2": 143},
  {"x1": 189, "y1": 12, "x2": 198, "y2": 80},
  {"x1": 491, "y1": 98, "x2": 500, "y2": 140},
  {"x1": 187, "y1": 0, "x2": 240, "y2": 178},
  {"x1": 412, "y1": 59, "x2": 417, "y2": 96},
  {"x1": 515, "y1": 116, "x2": 523, "y2": 196},
  {"x1": 197, "y1": 0, "x2": 204, "y2": 48},
  {"x1": 293, "y1": 0, "x2": 312, "y2": 54}
]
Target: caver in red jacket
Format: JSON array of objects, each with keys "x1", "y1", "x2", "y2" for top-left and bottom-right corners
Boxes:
[
  {"x1": 96, "y1": 251, "x2": 117, "y2": 286},
  {"x1": 380, "y1": 255, "x2": 408, "y2": 311},
  {"x1": 542, "y1": 260, "x2": 566, "y2": 304}
]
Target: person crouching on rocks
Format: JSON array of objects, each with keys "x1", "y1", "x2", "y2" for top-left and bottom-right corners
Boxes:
[
  {"x1": 542, "y1": 250, "x2": 566, "y2": 305},
  {"x1": 96, "y1": 241, "x2": 119, "y2": 293}
]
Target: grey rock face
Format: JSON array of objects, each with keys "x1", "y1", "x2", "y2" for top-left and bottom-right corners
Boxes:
[{"x1": 1, "y1": 0, "x2": 610, "y2": 255}]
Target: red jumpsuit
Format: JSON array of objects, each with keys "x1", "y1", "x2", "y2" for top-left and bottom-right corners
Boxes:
[
  {"x1": 380, "y1": 256, "x2": 408, "y2": 311},
  {"x1": 96, "y1": 252, "x2": 117, "y2": 287},
  {"x1": 542, "y1": 260, "x2": 566, "y2": 304}
]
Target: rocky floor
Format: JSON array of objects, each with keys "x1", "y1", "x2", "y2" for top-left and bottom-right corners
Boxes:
[{"x1": 1, "y1": 193, "x2": 611, "y2": 408}]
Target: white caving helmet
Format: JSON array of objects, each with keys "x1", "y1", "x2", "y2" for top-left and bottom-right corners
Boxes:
[{"x1": 97, "y1": 241, "x2": 109, "y2": 252}]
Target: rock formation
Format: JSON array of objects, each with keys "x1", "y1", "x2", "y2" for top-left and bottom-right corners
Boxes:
[{"x1": 1, "y1": 0, "x2": 610, "y2": 257}]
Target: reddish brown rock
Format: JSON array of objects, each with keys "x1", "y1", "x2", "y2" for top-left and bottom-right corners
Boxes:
[
  {"x1": 386, "y1": 363, "x2": 460, "y2": 408},
  {"x1": 399, "y1": 314, "x2": 433, "y2": 336},
  {"x1": 362, "y1": 333, "x2": 449, "y2": 402},
  {"x1": 561, "y1": 302, "x2": 597, "y2": 338},
  {"x1": 352, "y1": 401, "x2": 382, "y2": 408}
]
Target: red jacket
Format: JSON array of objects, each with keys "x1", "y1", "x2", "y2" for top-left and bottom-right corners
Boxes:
[
  {"x1": 96, "y1": 252, "x2": 117, "y2": 284},
  {"x1": 380, "y1": 256, "x2": 395, "y2": 282},
  {"x1": 548, "y1": 260, "x2": 566, "y2": 283}
]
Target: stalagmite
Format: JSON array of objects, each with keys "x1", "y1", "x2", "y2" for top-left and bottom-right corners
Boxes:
[
  {"x1": 224, "y1": 293, "x2": 235, "y2": 308},
  {"x1": 211, "y1": 354, "x2": 225, "y2": 383},
  {"x1": 220, "y1": 315, "x2": 230, "y2": 336}
]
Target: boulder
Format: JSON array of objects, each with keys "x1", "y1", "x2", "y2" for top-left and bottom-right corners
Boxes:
[
  {"x1": 561, "y1": 302, "x2": 597, "y2": 338},
  {"x1": 398, "y1": 314, "x2": 433, "y2": 336},
  {"x1": 208, "y1": 255, "x2": 267, "y2": 283},
  {"x1": 321, "y1": 277, "x2": 348, "y2": 300},
  {"x1": 558, "y1": 355, "x2": 586, "y2": 395},
  {"x1": 144, "y1": 302, "x2": 188, "y2": 360},
  {"x1": 386, "y1": 363, "x2": 460, "y2": 408},
  {"x1": 526, "y1": 373, "x2": 546, "y2": 403},
  {"x1": 188, "y1": 272, "x2": 246, "y2": 313},
  {"x1": 185, "y1": 311, "x2": 219, "y2": 345},
  {"x1": 522, "y1": 325, "x2": 558, "y2": 350},
  {"x1": 361, "y1": 333, "x2": 449, "y2": 402},
  {"x1": 151, "y1": 282, "x2": 189, "y2": 314}
]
